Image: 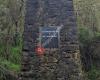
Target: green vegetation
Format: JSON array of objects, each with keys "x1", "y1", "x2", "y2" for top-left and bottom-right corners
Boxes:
[
  {"x1": 74, "y1": 0, "x2": 100, "y2": 79},
  {"x1": 0, "y1": 41, "x2": 22, "y2": 79},
  {"x1": 0, "y1": 0, "x2": 24, "y2": 79},
  {"x1": 78, "y1": 26, "x2": 100, "y2": 80},
  {"x1": 87, "y1": 65, "x2": 100, "y2": 80}
]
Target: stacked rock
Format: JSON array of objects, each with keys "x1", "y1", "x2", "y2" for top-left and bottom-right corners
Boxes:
[{"x1": 19, "y1": 0, "x2": 83, "y2": 80}]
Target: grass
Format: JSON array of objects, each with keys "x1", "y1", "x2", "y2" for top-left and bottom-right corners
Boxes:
[
  {"x1": 10, "y1": 46, "x2": 22, "y2": 64},
  {"x1": 0, "y1": 59, "x2": 21, "y2": 73},
  {"x1": 0, "y1": 42, "x2": 22, "y2": 73},
  {"x1": 87, "y1": 66, "x2": 100, "y2": 80}
]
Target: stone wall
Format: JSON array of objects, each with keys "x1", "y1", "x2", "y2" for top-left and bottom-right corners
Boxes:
[{"x1": 19, "y1": 0, "x2": 83, "y2": 80}]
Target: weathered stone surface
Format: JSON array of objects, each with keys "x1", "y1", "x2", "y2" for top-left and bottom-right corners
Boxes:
[{"x1": 19, "y1": 0, "x2": 83, "y2": 80}]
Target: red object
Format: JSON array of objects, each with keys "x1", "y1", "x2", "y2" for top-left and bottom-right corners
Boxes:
[{"x1": 36, "y1": 47, "x2": 45, "y2": 55}]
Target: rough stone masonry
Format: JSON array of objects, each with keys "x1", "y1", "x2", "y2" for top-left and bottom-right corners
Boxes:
[{"x1": 19, "y1": 0, "x2": 83, "y2": 80}]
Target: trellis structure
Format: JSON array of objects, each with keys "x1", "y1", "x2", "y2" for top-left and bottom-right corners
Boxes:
[{"x1": 19, "y1": 0, "x2": 83, "y2": 80}]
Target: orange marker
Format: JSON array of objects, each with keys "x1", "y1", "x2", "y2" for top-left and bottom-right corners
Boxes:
[{"x1": 36, "y1": 47, "x2": 45, "y2": 55}]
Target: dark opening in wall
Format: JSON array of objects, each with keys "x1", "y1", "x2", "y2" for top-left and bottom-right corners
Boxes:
[{"x1": 38, "y1": 27, "x2": 61, "y2": 48}]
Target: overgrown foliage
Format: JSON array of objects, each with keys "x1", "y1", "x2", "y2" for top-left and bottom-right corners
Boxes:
[
  {"x1": 0, "y1": 0, "x2": 25, "y2": 79},
  {"x1": 74, "y1": 0, "x2": 100, "y2": 80}
]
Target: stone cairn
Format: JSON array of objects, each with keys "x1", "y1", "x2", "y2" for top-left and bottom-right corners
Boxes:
[{"x1": 19, "y1": 0, "x2": 83, "y2": 80}]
